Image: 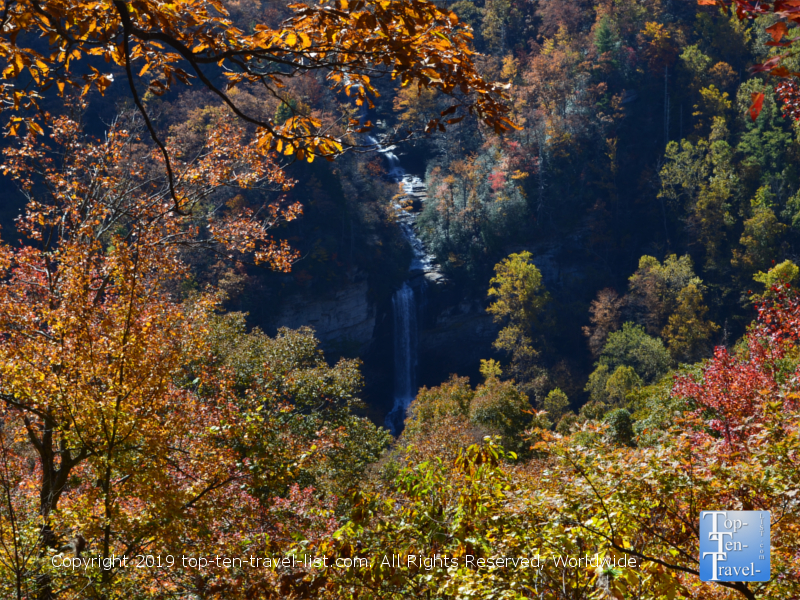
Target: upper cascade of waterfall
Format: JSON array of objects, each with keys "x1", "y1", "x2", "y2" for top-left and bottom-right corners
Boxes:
[
  {"x1": 366, "y1": 134, "x2": 404, "y2": 180},
  {"x1": 395, "y1": 176, "x2": 434, "y2": 273},
  {"x1": 365, "y1": 133, "x2": 437, "y2": 275}
]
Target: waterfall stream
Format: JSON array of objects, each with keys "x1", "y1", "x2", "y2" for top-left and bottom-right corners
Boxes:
[
  {"x1": 386, "y1": 282, "x2": 417, "y2": 433},
  {"x1": 368, "y1": 135, "x2": 433, "y2": 434}
]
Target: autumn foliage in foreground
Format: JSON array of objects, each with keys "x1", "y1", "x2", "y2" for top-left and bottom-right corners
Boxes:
[
  {"x1": 0, "y1": 0, "x2": 515, "y2": 167},
  {"x1": 0, "y1": 112, "x2": 389, "y2": 599},
  {"x1": 1, "y1": 0, "x2": 800, "y2": 597},
  {"x1": 297, "y1": 287, "x2": 798, "y2": 600}
]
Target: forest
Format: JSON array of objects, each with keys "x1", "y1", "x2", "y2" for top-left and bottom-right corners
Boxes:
[{"x1": 0, "y1": 0, "x2": 798, "y2": 598}]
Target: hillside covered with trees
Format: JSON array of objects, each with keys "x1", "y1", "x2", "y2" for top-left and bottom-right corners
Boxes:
[{"x1": 0, "y1": 0, "x2": 798, "y2": 598}]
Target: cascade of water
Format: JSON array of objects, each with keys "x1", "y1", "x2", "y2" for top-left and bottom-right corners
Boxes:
[
  {"x1": 367, "y1": 132, "x2": 433, "y2": 433},
  {"x1": 397, "y1": 176, "x2": 434, "y2": 273},
  {"x1": 386, "y1": 282, "x2": 417, "y2": 434},
  {"x1": 366, "y1": 135, "x2": 405, "y2": 180}
]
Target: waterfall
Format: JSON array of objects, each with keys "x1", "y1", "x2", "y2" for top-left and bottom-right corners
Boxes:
[
  {"x1": 366, "y1": 132, "x2": 433, "y2": 434},
  {"x1": 366, "y1": 135, "x2": 405, "y2": 180},
  {"x1": 386, "y1": 282, "x2": 418, "y2": 434}
]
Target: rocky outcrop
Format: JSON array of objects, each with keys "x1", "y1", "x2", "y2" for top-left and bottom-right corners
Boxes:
[
  {"x1": 418, "y1": 295, "x2": 498, "y2": 385},
  {"x1": 507, "y1": 225, "x2": 590, "y2": 288},
  {"x1": 272, "y1": 278, "x2": 375, "y2": 352}
]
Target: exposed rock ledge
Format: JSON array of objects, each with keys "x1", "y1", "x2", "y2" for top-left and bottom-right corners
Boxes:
[{"x1": 272, "y1": 278, "x2": 375, "y2": 352}]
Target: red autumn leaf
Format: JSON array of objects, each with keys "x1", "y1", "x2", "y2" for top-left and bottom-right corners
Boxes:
[
  {"x1": 770, "y1": 66, "x2": 793, "y2": 77},
  {"x1": 752, "y1": 54, "x2": 785, "y2": 72},
  {"x1": 766, "y1": 21, "x2": 789, "y2": 42},
  {"x1": 750, "y1": 92, "x2": 765, "y2": 121}
]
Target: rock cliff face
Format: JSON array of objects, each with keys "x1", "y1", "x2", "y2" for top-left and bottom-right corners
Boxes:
[
  {"x1": 418, "y1": 293, "x2": 498, "y2": 386},
  {"x1": 265, "y1": 265, "x2": 501, "y2": 427},
  {"x1": 272, "y1": 278, "x2": 375, "y2": 353}
]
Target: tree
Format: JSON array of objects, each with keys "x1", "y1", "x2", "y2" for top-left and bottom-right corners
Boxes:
[
  {"x1": 659, "y1": 126, "x2": 738, "y2": 267},
  {"x1": 673, "y1": 286, "x2": 800, "y2": 450},
  {"x1": 662, "y1": 283, "x2": 720, "y2": 362},
  {"x1": 582, "y1": 288, "x2": 624, "y2": 357},
  {"x1": 487, "y1": 252, "x2": 551, "y2": 400},
  {"x1": 732, "y1": 206, "x2": 788, "y2": 274},
  {"x1": 542, "y1": 388, "x2": 570, "y2": 423},
  {"x1": 534, "y1": 290, "x2": 800, "y2": 600},
  {"x1": 544, "y1": 409, "x2": 799, "y2": 599},
  {"x1": 479, "y1": 358, "x2": 503, "y2": 380},
  {"x1": 583, "y1": 363, "x2": 642, "y2": 415},
  {"x1": 402, "y1": 374, "x2": 532, "y2": 457},
  {"x1": 700, "y1": 0, "x2": 800, "y2": 122},
  {"x1": 469, "y1": 378, "x2": 532, "y2": 452},
  {"x1": 0, "y1": 115, "x2": 243, "y2": 599},
  {"x1": 0, "y1": 109, "x2": 385, "y2": 599},
  {"x1": 680, "y1": 44, "x2": 713, "y2": 92},
  {"x1": 481, "y1": 0, "x2": 511, "y2": 51},
  {"x1": 0, "y1": 0, "x2": 516, "y2": 207},
  {"x1": 201, "y1": 316, "x2": 390, "y2": 501},
  {"x1": 584, "y1": 363, "x2": 612, "y2": 405},
  {"x1": 300, "y1": 294, "x2": 800, "y2": 600},
  {"x1": 735, "y1": 83, "x2": 794, "y2": 183},
  {"x1": 594, "y1": 16, "x2": 620, "y2": 56},
  {"x1": 536, "y1": 0, "x2": 592, "y2": 39},
  {"x1": 603, "y1": 408, "x2": 634, "y2": 446},
  {"x1": 487, "y1": 251, "x2": 549, "y2": 330},
  {"x1": 450, "y1": 0, "x2": 482, "y2": 32},
  {"x1": 627, "y1": 254, "x2": 704, "y2": 336},
  {"x1": 393, "y1": 86, "x2": 440, "y2": 132},
  {"x1": 604, "y1": 365, "x2": 642, "y2": 405},
  {"x1": 0, "y1": 418, "x2": 40, "y2": 600},
  {"x1": 598, "y1": 322, "x2": 672, "y2": 384},
  {"x1": 419, "y1": 151, "x2": 528, "y2": 278},
  {"x1": 752, "y1": 259, "x2": 799, "y2": 300},
  {"x1": 638, "y1": 21, "x2": 678, "y2": 72}
]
